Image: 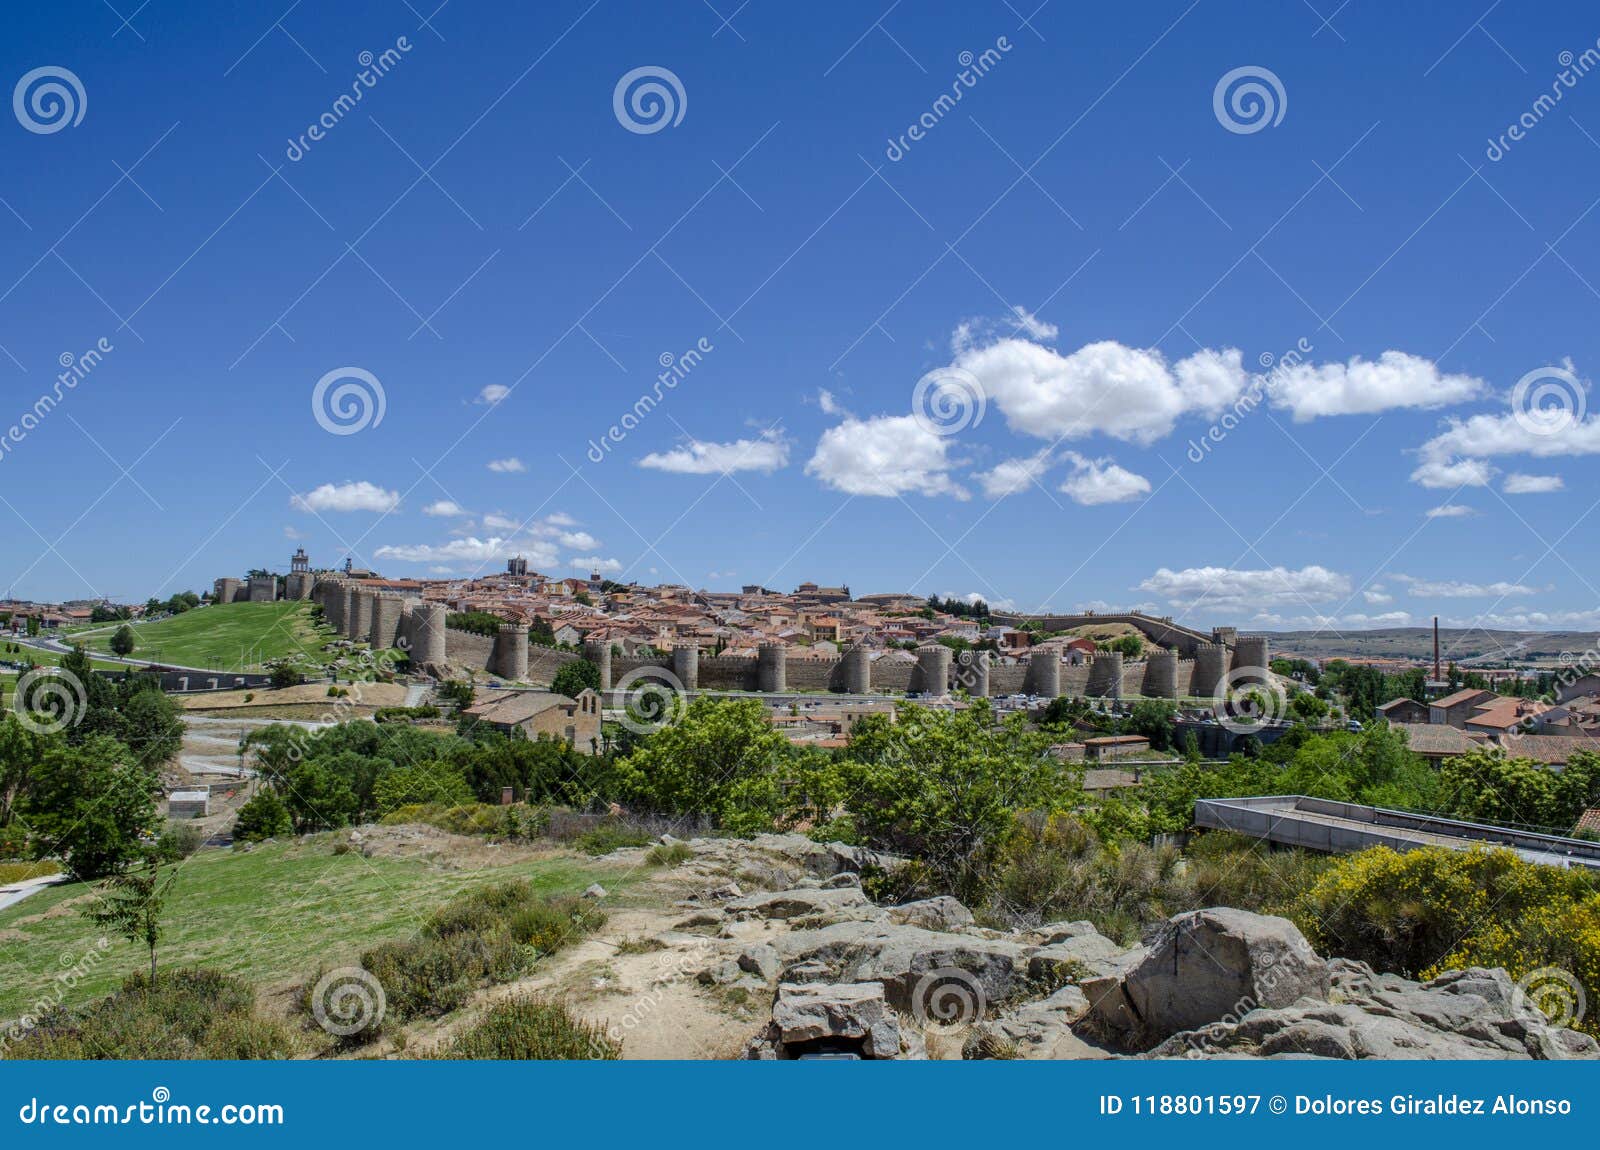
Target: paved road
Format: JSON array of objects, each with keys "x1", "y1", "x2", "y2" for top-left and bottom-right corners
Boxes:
[{"x1": 0, "y1": 874, "x2": 68, "y2": 913}]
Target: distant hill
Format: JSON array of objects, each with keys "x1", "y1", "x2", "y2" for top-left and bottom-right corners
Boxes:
[{"x1": 1264, "y1": 627, "x2": 1599, "y2": 665}]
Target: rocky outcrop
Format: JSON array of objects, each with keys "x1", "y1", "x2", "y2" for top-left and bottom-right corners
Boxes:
[
  {"x1": 1148, "y1": 961, "x2": 1600, "y2": 1061},
  {"x1": 659, "y1": 835, "x2": 1597, "y2": 1062},
  {"x1": 1083, "y1": 908, "x2": 1327, "y2": 1047}
]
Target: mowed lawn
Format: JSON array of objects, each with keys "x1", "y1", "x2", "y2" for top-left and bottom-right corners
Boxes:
[
  {"x1": 83, "y1": 602, "x2": 331, "y2": 671},
  {"x1": 0, "y1": 839, "x2": 622, "y2": 1019}
]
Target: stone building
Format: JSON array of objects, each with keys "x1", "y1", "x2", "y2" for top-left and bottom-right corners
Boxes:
[{"x1": 463, "y1": 688, "x2": 602, "y2": 754}]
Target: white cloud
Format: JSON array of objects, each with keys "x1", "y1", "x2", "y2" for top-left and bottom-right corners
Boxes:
[
  {"x1": 1363, "y1": 590, "x2": 1394, "y2": 604},
  {"x1": 638, "y1": 431, "x2": 789, "y2": 475},
  {"x1": 1503, "y1": 473, "x2": 1564, "y2": 494},
  {"x1": 975, "y1": 448, "x2": 1054, "y2": 499},
  {"x1": 1267, "y1": 351, "x2": 1485, "y2": 421},
  {"x1": 374, "y1": 537, "x2": 559, "y2": 566},
  {"x1": 290, "y1": 481, "x2": 400, "y2": 514},
  {"x1": 1425, "y1": 504, "x2": 1474, "y2": 519},
  {"x1": 817, "y1": 388, "x2": 845, "y2": 416},
  {"x1": 952, "y1": 338, "x2": 1247, "y2": 445},
  {"x1": 1247, "y1": 611, "x2": 1414, "y2": 630},
  {"x1": 545, "y1": 511, "x2": 579, "y2": 527},
  {"x1": 482, "y1": 513, "x2": 518, "y2": 531},
  {"x1": 477, "y1": 384, "x2": 510, "y2": 405},
  {"x1": 283, "y1": 525, "x2": 306, "y2": 540},
  {"x1": 486, "y1": 457, "x2": 526, "y2": 473},
  {"x1": 1009, "y1": 306, "x2": 1058, "y2": 342},
  {"x1": 805, "y1": 415, "x2": 968, "y2": 499},
  {"x1": 1137, "y1": 564, "x2": 1351, "y2": 610},
  {"x1": 1410, "y1": 455, "x2": 1495, "y2": 489},
  {"x1": 569, "y1": 556, "x2": 622, "y2": 573},
  {"x1": 1391, "y1": 574, "x2": 1539, "y2": 598},
  {"x1": 422, "y1": 499, "x2": 469, "y2": 517},
  {"x1": 555, "y1": 530, "x2": 600, "y2": 551},
  {"x1": 1058, "y1": 453, "x2": 1151, "y2": 505}
]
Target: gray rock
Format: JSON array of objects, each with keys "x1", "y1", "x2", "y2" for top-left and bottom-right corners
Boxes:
[
  {"x1": 725, "y1": 887, "x2": 872, "y2": 921},
  {"x1": 1027, "y1": 930, "x2": 1129, "y2": 983},
  {"x1": 737, "y1": 943, "x2": 782, "y2": 983},
  {"x1": 1087, "y1": 908, "x2": 1327, "y2": 1047},
  {"x1": 964, "y1": 984, "x2": 1092, "y2": 1059},
  {"x1": 748, "y1": 981, "x2": 904, "y2": 1059},
  {"x1": 821, "y1": 871, "x2": 862, "y2": 890},
  {"x1": 582, "y1": 883, "x2": 608, "y2": 900},
  {"x1": 887, "y1": 896, "x2": 975, "y2": 933}
]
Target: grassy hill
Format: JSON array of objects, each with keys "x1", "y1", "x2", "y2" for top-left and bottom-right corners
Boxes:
[
  {"x1": 83, "y1": 601, "x2": 331, "y2": 671},
  {"x1": 0, "y1": 836, "x2": 616, "y2": 1019}
]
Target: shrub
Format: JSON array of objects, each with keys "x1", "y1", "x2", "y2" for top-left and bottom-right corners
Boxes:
[
  {"x1": 156, "y1": 820, "x2": 206, "y2": 860},
  {"x1": 575, "y1": 823, "x2": 655, "y2": 856},
  {"x1": 4, "y1": 968, "x2": 294, "y2": 1060},
  {"x1": 438, "y1": 996, "x2": 619, "y2": 1059},
  {"x1": 1292, "y1": 845, "x2": 1600, "y2": 1009},
  {"x1": 645, "y1": 841, "x2": 692, "y2": 867},
  {"x1": 342, "y1": 883, "x2": 605, "y2": 1022}
]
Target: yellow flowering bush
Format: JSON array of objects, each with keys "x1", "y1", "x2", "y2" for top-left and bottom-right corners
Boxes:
[{"x1": 1293, "y1": 846, "x2": 1600, "y2": 1035}]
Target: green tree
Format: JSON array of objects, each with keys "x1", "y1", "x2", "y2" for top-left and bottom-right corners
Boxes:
[
  {"x1": 109, "y1": 624, "x2": 137, "y2": 657},
  {"x1": 551, "y1": 658, "x2": 601, "y2": 699},
  {"x1": 269, "y1": 663, "x2": 302, "y2": 690},
  {"x1": 1124, "y1": 699, "x2": 1176, "y2": 750},
  {"x1": 615, "y1": 697, "x2": 790, "y2": 831},
  {"x1": 232, "y1": 788, "x2": 292, "y2": 842},
  {"x1": 21, "y1": 735, "x2": 161, "y2": 878},
  {"x1": 372, "y1": 761, "x2": 474, "y2": 814},
  {"x1": 84, "y1": 854, "x2": 175, "y2": 979},
  {"x1": 837, "y1": 701, "x2": 1081, "y2": 897}
]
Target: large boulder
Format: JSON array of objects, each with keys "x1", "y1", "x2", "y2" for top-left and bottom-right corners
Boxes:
[
  {"x1": 745, "y1": 981, "x2": 906, "y2": 1059},
  {"x1": 1028, "y1": 929, "x2": 1130, "y2": 983},
  {"x1": 1085, "y1": 908, "x2": 1327, "y2": 1047},
  {"x1": 1149, "y1": 961, "x2": 1599, "y2": 1061},
  {"x1": 963, "y1": 984, "x2": 1094, "y2": 1059}
]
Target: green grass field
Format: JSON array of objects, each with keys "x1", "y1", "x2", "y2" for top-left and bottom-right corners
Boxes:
[
  {"x1": 82, "y1": 602, "x2": 332, "y2": 671},
  {"x1": 0, "y1": 839, "x2": 620, "y2": 1019}
]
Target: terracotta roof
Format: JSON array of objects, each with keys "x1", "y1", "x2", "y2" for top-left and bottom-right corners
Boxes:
[
  {"x1": 1574, "y1": 809, "x2": 1600, "y2": 836},
  {"x1": 1511, "y1": 734, "x2": 1600, "y2": 766},
  {"x1": 1393, "y1": 723, "x2": 1477, "y2": 756},
  {"x1": 1431, "y1": 687, "x2": 1495, "y2": 709}
]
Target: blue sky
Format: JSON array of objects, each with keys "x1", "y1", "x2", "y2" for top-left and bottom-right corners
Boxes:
[{"x1": 2, "y1": 0, "x2": 1599, "y2": 634}]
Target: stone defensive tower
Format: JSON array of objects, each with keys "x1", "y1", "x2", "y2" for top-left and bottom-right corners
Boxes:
[
  {"x1": 842, "y1": 645, "x2": 872, "y2": 694},
  {"x1": 1192, "y1": 642, "x2": 1229, "y2": 700},
  {"x1": 1232, "y1": 636, "x2": 1271, "y2": 682},
  {"x1": 348, "y1": 589, "x2": 374, "y2": 642},
  {"x1": 954, "y1": 649, "x2": 989, "y2": 697},
  {"x1": 1025, "y1": 650, "x2": 1061, "y2": 698},
  {"x1": 1143, "y1": 649, "x2": 1179, "y2": 699},
  {"x1": 671, "y1": 643, "x2": 699, "y2": 691},
  {"x1": 493, "y1": 623, "x2": 529, "y2": 681},
  {"x1": 407, "y1": 602, "x2": 447, "y2": 666},
  {"x1": 213, "y1": 577, "x2": 241, "y2": 605},
  {"x1": 369, "y1": 593, "x2": 404, "y2": 650},
  {"x1": 1086, "y1": 651, "x2": 1123, "y2": 698},
  {"x1": 757, "y1": 643, "x2": 787, "y2": 693},
  {"x1": 583, "y1": 639, "x2": 613, "y2": 692},
  {"x1": 915, "y1": 644, "x2": 952, "y2": 696},
  {"x1": 247, "y1": 575, "x2": 277, "y2": 603}
]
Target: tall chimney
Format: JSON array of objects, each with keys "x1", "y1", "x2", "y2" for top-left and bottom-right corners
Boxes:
[{"x1": 1433, "y1": 615, "x2": 1440, "y2": 682}]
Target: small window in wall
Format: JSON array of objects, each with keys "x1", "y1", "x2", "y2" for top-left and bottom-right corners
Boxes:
[{"x1": 564, "y1": 725, "x2": 576, "y2": 744}]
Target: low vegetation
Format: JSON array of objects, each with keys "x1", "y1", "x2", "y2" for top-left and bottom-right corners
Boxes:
[{"x1": 437, "y1": 997, "x2": 618, "y2": 1059}]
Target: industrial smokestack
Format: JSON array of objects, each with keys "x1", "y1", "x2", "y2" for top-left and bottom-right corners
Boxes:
[{"x1": 1433, "y1": 616, "x2": 1440, "y2": 682}]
